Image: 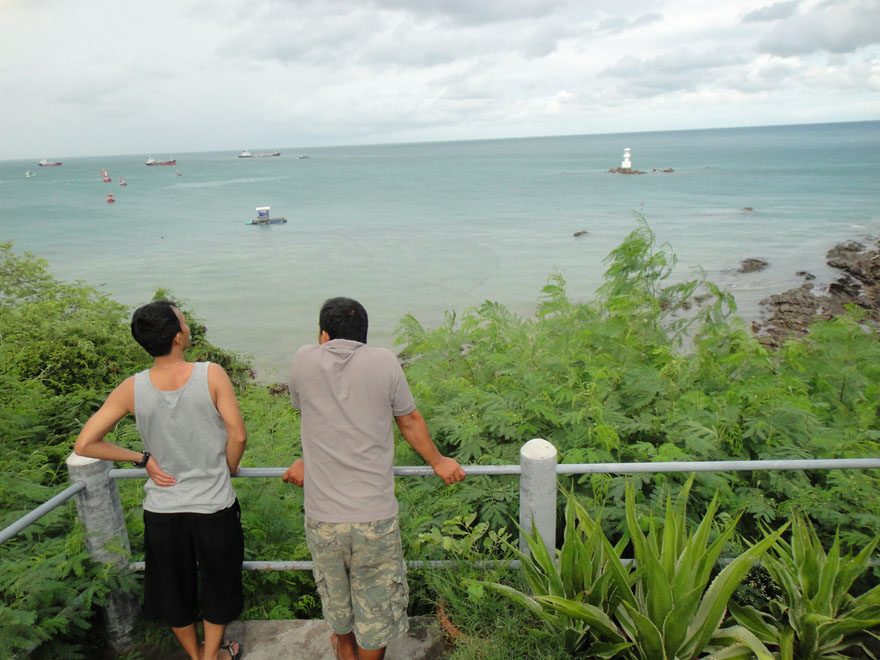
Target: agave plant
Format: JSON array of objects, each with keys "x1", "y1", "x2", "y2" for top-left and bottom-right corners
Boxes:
[
  {"x1": 468, "y1": 485, "x2": 634, "y2": 655},
  {"x1": 476, "y1": 477, "x2": 788, "y2": 659},
  {"x1": 729, "y1": 516, "x2": 880, "y2": 659}
]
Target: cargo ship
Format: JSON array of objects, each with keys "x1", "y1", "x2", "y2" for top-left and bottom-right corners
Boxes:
[
  {"x1": 38, "y1": 159, "x2": 62, "y2": 167},
  {"x1": 145, "y1": 156, "x2": 177, "y2": 166},
  {"x1": 239, "y1": 150, "x2": 280, "y2": 158}
]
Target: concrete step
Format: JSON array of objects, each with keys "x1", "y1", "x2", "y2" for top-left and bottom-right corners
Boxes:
[{"x1": 223, "y1": 617, "x2": 448, "y2": 660}]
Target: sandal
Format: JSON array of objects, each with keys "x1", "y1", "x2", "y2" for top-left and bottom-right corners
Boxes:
[{"x1": 220, "y1": 640, "x2": 242, "y2": 660}]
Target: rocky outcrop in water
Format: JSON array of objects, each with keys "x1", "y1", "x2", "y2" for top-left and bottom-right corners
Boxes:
[
  {"x1": 608, "y1": 167, "x2": 646, "y2": 174},
  {"x1": 751, "y1": 240, "x2": 880, "y2": 348},
  {"x1": 739, "y1": 258, "x2": 769, "y2": 273}
]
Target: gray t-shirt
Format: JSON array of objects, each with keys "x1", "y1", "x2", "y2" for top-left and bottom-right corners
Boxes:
[
  {"x1": 134, "y1": 362, "x2": 237, "y2": 514},
  {"x1": 289, "y1": 339, "x2": 415, "y2": 522}
]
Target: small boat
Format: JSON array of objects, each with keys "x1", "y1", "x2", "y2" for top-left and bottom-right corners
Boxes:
[
  {"x1": 176, "y1": 170, "x2": 182, "y2": 176},
  {"x1": 106, "y1": 193, "x2": 116, "y2": 203},
  {"x1": 119, "y1": 177, "x2": 127, "y2": 186},
  {"x1": 145, "y1": 156, "x2": 176, "y2": 166},
  {"x1": 38, "y1": 159, "x2": 62, "y2": 167},
  {"x1": 25, "y1": 170, "x2": 35, "y2": 177},
  {"x1": 246, "y1": 206, "x2": 287, "y2": 225},
  {"x1": 102, "y1": 169, "x2": 111, "y2": 182},
  {"x1": 298, "y1": 154, "x2": 310, "y2": 159}
]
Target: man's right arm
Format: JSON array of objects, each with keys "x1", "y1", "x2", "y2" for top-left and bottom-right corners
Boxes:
[{"x1": 74, "y1": 378, "x2": 176, "y2": 487}]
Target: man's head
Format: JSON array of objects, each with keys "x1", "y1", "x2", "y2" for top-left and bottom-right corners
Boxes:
[
  {"x1": 319, "y1": 297, "x2": 368, "y2": 343},
  {"x1": 131, "y1": 300, "x2": 188, "y2": 357}
]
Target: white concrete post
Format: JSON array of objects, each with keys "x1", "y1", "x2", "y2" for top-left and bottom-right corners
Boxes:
[
  {"x1": 519, "y1": 438, "x2": 557, "y2": 558},
  {"x1": 66, "y1": 454, "x2": 138, "y2": 650}
]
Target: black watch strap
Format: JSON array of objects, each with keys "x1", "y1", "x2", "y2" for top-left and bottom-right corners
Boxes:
[{"x1": 134, "y1": 451, "x2": 151, "y2": 468}]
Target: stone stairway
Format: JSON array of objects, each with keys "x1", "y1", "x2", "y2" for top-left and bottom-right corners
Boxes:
[{"x1": 223, "y1": 617, "x2": 447, "y2": 659}]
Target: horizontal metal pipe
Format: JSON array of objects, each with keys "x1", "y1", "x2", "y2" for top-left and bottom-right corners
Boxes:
[
  {"x1": 0, "y1": 482, "x2": 85, "y2": 545},
  {"x1": 128, "y1": 559, "x2": 522, "y2": 572},
  {"x1": 556, "y1": 458, "x2": 880, "y2": 474},
  {"x1": 110, "y1": 465, "x2": 522, "y2": 479},
  {"x1": 109, "y1": 458, "x2": 880, "y2": 481}
]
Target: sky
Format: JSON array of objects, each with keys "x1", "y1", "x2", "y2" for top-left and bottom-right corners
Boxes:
[{"x1": 1, "y1": 0, "x2": 878, "y2": 159}]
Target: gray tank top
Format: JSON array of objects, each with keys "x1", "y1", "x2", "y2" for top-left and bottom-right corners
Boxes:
[{"x1": 134, "y1": 362, "x2": 236, "y2": 513}]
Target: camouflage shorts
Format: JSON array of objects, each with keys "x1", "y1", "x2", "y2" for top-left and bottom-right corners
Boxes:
[{"x1": 305, "y1": 516, "x2": 409, "y2": 650}]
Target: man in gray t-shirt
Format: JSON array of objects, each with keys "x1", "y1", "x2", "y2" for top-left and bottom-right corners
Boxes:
[{"x1": 283, "y1": 297, "x2": 465, "y2": 660}]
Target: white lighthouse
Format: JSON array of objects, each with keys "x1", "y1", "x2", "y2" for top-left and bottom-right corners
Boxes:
[{"x1": 621, "y1": 148, "x2": 632, "y2": 171}]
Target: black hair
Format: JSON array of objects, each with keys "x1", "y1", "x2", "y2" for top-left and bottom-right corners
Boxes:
[
  {"x1": 130, "y1": 300, "x2": 182, "y2": 357},
  {"x1": 319, "y1": 297, "x2": 368, "y2": 343}
]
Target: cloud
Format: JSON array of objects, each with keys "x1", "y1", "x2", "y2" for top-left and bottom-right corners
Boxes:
[
  {"x1": 757, "y1": 0, "x2": 880, "y2": 55},
  {"x1": 370, "y1": 0, "x2": 565, "y2": 26},
  {"x1": 741, "y1": 0, "x2": 800, "y2": 23},
  {"x1": 597, "y1": 12, "x2": 664, "y2": 34},
  {"x1": 602, "y1": 47, "x2": 752, "y2": 95},
  {"x1": 217, "y1": 0, "x2": 581, "y2": 70},
  {"x1": 547, "y1": 89, "x2": 575, "y2": 114}
]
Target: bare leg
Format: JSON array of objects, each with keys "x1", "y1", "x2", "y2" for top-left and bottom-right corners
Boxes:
[
  {"x1": 203, "y1": 621, "x2": 240, "y2": 660},
  {"x1": 170, "y1": 624, "x2": 201, "y2": 660},
  {"x1": 331, "y1": 631, "x2": 359, "y2": 660},
  {"x1": 202, "y1": 621, "x2": 224, "y2": 659},
  {"x1": 357, "y1": 645, "x2": 386, "y2": 660}
]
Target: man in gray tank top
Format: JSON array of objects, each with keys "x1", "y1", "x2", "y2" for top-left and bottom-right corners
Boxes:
[
  {"x1": 283, "y1": 297, "x2": 466, "y2": 660},
  {"x1": 74, "y1": 301, "x2": 247, "y2": 660}
]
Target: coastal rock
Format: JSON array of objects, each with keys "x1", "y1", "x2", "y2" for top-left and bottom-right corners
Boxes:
[
  {"x1": 752, "y1": 239, "x2": 880, "y2": 348},
  {"x1": 795, "y1": 270, "x2": 815, "y2": 280},
  {"x1": 739, "y1": 258, "x2": 769, "y2": 273},
  {"x1": 573, "y1": 230, "x2": 589, "y2": 238},
  {"x1": 608, "y1": 168, "x2": 646, "y2": 175},
  {"x1": 742, "y1": 207, "x2": 753, "y2": 212},
  {"x1": 268, "y1": 383, "x2": 289, "y2": 396}
]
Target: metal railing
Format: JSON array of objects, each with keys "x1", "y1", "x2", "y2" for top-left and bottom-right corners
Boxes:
[{"x1": 2, "y1": 440, "x2": 879, "y2": 650}]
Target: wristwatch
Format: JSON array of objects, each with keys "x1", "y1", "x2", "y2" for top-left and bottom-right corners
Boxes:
[{"x1": 133, "y1": 451, "x2": 151, "y2": 468}]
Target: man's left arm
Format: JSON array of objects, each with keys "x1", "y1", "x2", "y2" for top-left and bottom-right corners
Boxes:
[
  {"x1": 208, "y1": 363, "x2": 247, "y2": 476},
  {"x1": 395, "y1": 408, "x2": 466, "y2": 485}
]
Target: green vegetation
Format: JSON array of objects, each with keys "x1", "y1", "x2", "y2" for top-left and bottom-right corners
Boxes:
[
  {"x1": 2, "y1": 217, "x2": 879, "y2": 658},
  {"x1": 730, "y1": 517, "x2": 880, "y2": 659},
  {"x1": 475, "y1": 479, "x2": 787, "y2": 659}
]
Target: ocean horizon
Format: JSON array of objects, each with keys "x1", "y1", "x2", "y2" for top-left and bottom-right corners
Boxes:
[{"x1": 2, "y1": 120, "x2": 879, "y2": 382}]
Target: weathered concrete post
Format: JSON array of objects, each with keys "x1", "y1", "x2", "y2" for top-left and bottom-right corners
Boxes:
[
  {"x1": 519, "y1": 438, "x2": 557, "y2": 558},
  {"x1": 66, "y1": 453, "x2": 138, "y2": 650}
]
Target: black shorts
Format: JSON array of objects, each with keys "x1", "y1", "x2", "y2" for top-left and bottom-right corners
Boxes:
[{"x1": 143, "y1": 499, "x2": 244, "y2": 627}]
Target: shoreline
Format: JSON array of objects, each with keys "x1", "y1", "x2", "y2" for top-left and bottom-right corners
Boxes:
[
  {"x1": 751, "y1": 239, "x2": 880, "y2": 348},
  {"x1": 253, "y1": 237, "x2": 880, "y2": 387}
]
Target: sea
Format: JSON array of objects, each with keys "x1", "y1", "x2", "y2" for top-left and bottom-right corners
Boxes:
[{"x1": 2, "y1": 121, "x2": 879, "y2": 382}]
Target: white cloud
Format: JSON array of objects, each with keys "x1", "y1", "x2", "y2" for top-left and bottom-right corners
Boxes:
[
  {"x1": 741, "y1": 1, "x2": 801, "y2": 23},
  {"x1": 597, "y1": 12, "x2": 664, "y2": 34},
  {"x1": 756, "y1": 0, "x2": 880, "y2": 55}
]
